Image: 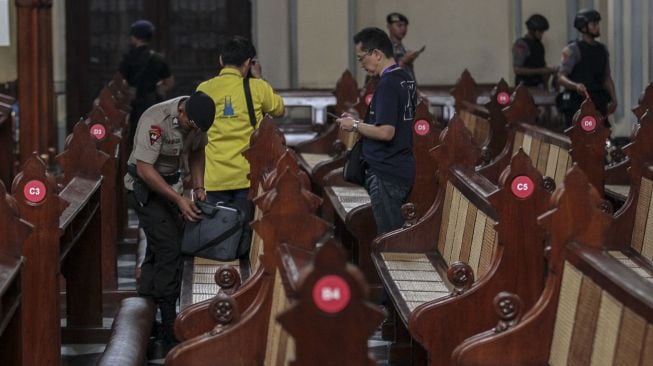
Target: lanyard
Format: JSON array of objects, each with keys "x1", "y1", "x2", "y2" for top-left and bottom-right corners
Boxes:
[{"x1": 382, "y1": 64, "x2": 399, "y2": 76}]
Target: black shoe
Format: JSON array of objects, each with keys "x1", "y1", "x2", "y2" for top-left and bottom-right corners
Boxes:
[{"x1": 147, "y1": 338, "x2": 179, "y2": 360}]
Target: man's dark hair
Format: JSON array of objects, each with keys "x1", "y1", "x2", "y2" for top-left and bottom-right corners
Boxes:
[
  {"x1": 353, "y1": 27, "x2": 394, "y2": 59},
  {"x1": 221, "y1": 36, "x2": 257, "y2": 67}
]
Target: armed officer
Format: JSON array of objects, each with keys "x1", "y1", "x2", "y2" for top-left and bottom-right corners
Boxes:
[
  {"x1": 512, "y1": 14, "x2": 557, "y2": 88},
  {"x1": 124, "y1": 91, "x2": 215, "y2": 355}
]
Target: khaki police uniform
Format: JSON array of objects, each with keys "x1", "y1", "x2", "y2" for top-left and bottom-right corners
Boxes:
[{"x1": 124, "y1": 96, "x2": 207, "y2": 303}]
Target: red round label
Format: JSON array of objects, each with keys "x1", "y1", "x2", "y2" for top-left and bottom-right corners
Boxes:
[
  {"x1": 511, "y1": 176, "x2": 534, "y2": 199},
  {"x1": 414, "y1": 120, "x2": 430, "y2": 136},
  {"x1": 312, "y1": 275, "x2": 351, "y2": 314},
  {"x1": 580, "y1": 116, "x2": 597, "y2": 132},
  {"x1": 364, "y1": 94, "x2": 373, "y2": 106},
  {"x1": 90, "y1": 123, "x2": 106, "y2": 140},
  {"x1": 24, "y1": 180, "x2": 47, "y2": 203},
  {"x1": 496, "y1": 92, "x2": 510, "y2": 105}
]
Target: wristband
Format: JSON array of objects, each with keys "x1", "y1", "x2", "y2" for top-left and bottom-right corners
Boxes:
[{"x1": 352, "y1": 120, "x2": 360, "y2": 133}]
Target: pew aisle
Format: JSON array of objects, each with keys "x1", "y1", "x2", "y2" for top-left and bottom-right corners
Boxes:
[{"x1": 60, "y1": 208, "x2": 393, "y2": 365}]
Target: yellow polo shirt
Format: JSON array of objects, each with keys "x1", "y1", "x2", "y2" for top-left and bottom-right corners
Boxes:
[{"x1": 197, "y1": 67, "x2": 284, "y2": 191}]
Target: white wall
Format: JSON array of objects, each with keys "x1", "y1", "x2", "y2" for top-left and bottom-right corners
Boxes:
[
  {"x1": 253, "y1": 0, "x2": 291, "y2": 89},
  {"x1": 0, "y1": 0, "x2": 16, "y2": 83}
]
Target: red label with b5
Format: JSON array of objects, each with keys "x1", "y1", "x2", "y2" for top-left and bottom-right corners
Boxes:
[
  {"x1": 312, "y1": 275, "x2": 351, "y2": 314},
  {"x1": 511, "y1": 176, "x2": 534, "y2": 199}
]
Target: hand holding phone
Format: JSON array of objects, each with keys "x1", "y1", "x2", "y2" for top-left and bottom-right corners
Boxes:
[{"x1": 416, "y1": 45, "x2": 426, "y2": 54}]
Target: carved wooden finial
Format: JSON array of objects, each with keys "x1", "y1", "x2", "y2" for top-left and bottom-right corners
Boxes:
[
  {"x1": 0, "y1": 181, "x2": 33, "y2": 262},
  {"x1": 277, "y1": 238, "x2": 385, "y2": 366},
  {"x1": 450, "y1": 69, "x2": 479, "y2": 112},
  {"x1": 55, "y1": 121, "x2": 110, "y2": 184},
  {"x1": 486, "y1": 79, "x2": 512, "y2": 112},
  {"x1": 632, "y1": 82, "x2": 653, "y2": 120},
  {"x1": 208, "y1": 293, "x2": 240, "y2": 335},
  {"x1": 447, "y1": 261, "x2": 474, "y2": 296},
  {"x1": 503, "y1": 85, "x2": 538, "y2": 125},
  {"x1": 333, "y1": 70, "x2": 359, "y2": 115},
  {"x1": 538, "y1": 165, "x2": 612, "y2": 274},
  {"x1": 430, "y1": 114, "x2": 481, "y2": 174}
]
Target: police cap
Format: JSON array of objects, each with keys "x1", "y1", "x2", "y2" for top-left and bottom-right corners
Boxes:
[
  {"x1": 130, "y1": 20, "x2": 155, "y2": 40},
  {"x1": 186, "y1": 91, "x2": 216, "y2": 132},
  {"x1": 386, "y1": 12, "x2": 409, "y2": 25}
]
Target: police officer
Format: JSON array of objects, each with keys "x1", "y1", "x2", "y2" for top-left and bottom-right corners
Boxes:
[
  {"x1": 386, "y1": 12, "x2": 422, "y2": 82},
  {"x1": 557, "y1": 9, "x2": 617, "y2": 127},
  {"x1": 513, "y1": 14, "x2": 557, "y2": 88},
  {"x1": 124, "y1": 91, "x2": 215, "y2": 354},
  {"x1": 119, "y1": 19, "x2": 175, "y2": 146}
]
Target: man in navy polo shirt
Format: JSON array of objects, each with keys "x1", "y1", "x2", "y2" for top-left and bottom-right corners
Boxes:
[{"x1": 337, "y1": 27, "x2": 417, "y2": 235}]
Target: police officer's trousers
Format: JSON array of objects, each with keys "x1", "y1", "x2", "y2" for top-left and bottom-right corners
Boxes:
[{"x1": 128, "y1": 192, "x2": 184, "y2": 304}]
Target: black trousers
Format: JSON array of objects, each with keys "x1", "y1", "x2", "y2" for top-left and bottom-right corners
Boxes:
[{"x1": 129, "y1": 192, "x2": 184, "y2": 303}]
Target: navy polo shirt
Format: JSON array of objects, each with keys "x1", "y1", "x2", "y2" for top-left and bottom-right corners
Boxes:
[{"x1": 362, "y1": 67, "x2": 416, "y2": 186}]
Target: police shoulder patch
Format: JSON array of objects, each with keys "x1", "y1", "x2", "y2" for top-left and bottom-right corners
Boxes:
[{"x1": 149, "y1": 125, "x2": 162, "y2": 145}]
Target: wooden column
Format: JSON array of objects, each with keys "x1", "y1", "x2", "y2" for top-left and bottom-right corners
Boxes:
[{"x1": 16, "y1": 0, "x2": 55, "y2": 163}]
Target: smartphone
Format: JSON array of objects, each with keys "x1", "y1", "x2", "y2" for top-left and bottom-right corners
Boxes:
[{"x1": 327, "y1": 112, "x2": 341, "y2": 120}]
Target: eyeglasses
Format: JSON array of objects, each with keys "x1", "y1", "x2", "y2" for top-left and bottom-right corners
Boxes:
[{"x1": 356, "y1": 49, "x2": 374, "y2": 62}]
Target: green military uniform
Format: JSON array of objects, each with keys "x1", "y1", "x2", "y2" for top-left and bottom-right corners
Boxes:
[{"x1": 124, "y1": 96, "x2": 207, "y2": 303}]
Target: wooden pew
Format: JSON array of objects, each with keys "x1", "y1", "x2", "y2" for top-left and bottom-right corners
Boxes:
[
  {"x1": 0, "y1": 181, "x2": 32, "y2": 366},
  {"x1": 276, "y1": 238, "x2": 385, "y2": 366},
  {"x1": 452, "y1": 167, "x2": 653, "y2": 366},
  {"x1": 0, "y1": 94, "x2": 16, "y2": 188},
  {"x1": 294, "y1": 70, "x2": 358, "y2": 169},
  {"x1": 165, "y1": 150, "x2": 330, "y2": 365},
  {"x1": 322, "y1": 99, "x2": 441, "y2": 291},
  {"x1": 605, "y1": 111, "x2": 653, "y2": 279},
  {"x1": 371, "y1": 115, "x2": 551, "y2": 364},
  {"x1": 12, "y1": 121, "x2": 109, "y2": 366}
]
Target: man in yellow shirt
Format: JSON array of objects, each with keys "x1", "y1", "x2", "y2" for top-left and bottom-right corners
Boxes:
[{"x1": 197, "y1": 36, "x2": 284, "y2": 258}]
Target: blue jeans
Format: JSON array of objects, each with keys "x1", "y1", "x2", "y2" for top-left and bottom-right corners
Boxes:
[
  {"x1": 364, "y1": 171, "x2": 411, "y2": 235},
  {"x1": 207, "y1": 188, "x2": 253, "y2": 258}
]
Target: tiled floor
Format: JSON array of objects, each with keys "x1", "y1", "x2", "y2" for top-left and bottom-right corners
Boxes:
[{"x1": 61, "y1": 212, "x2": 392, "y2": 365}]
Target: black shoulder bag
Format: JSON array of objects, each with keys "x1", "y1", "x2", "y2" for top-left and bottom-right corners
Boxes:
[{"x1": 181, "y1": 200, "x2": 245, "y2": 261}]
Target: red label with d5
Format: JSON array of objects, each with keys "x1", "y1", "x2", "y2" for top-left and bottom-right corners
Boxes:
[
  {"x1": 496, "y1": 92, "x2": 510, "y2": 105},
  {"x1": 90, "y1": 124, "x2": 106, "y2": 140},
  {"x1": 580, "y1": 116, "x2": 597, "y2": 132},
  {"x1": 312, "y1": 275, "x2": 351, "y2": 314},
  {"x1": 24, "y1": 180, "x2": 47, "y2": 203},
  {"x1": 511, "y1": 176, "x2": 534, "y2": 199},
  {"x1": 414, "y1": 120, "x2": 430, "y2": 136}
]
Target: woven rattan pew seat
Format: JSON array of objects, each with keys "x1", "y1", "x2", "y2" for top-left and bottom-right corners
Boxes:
[
  {"x1": 453, "y1": 168, "x2": 653, "y2": 366},
  {"x1": 371, "y1": 114, "x2": 555, "y2": 365}
]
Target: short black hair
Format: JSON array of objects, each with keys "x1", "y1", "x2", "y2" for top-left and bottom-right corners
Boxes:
[
  {"x1": 353, "y1": 27, "x2": 394, "y2": 59},
  {"x1": 221, "y1": 36, "x2": 257, "y2": 67}
]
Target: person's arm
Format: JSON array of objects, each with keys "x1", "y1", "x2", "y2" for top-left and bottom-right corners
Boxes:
[
  {"x1": 514, "y1": 66, "x2": 557, "y2": 77},
  {"x1": 188, "y1": 144, "x2": 206, "y2": 202},
  {"x1": 157, "y1": 75, "x2": 175, "y2": 94},
  {"x1": 136, "y1": 160, "x2": 202, "y2": 220},
  {"x1": 512, "y1": 39, "x2": 556, "y2": 78},
  {"x1": 557, "y1": 45, "x2": 586, "y2": 95},
  {"x1": 604, "y1": 75, "x2": 617, "y2": 115},
  {"x1": 336, "y1": 116, "x2": 395, "y2": 141}
]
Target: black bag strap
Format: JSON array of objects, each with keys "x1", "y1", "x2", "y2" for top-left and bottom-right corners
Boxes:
[{"x1": 243, "y1": 77, "x2": 257, "y2": 128}]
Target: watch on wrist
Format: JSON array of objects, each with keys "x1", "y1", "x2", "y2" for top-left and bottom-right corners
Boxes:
[{"x1": 352, "y1": 120, "x2": 360, "y2": 132}]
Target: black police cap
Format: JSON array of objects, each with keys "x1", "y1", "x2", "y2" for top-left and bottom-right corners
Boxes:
[
  {"x1": 386, "y1": 12, "x2": 409, "y2": 25},
  {"x1": 526, "y1": 14, "x2": 549, "y2": 32},
  {"x1": 574, "y1": 9, "x2": 601, "y2": 32},
  {"x1": 186, "y1": 91, "x2": 216, "y2": 132},
  {"x1": 130, "y1": 20, "x2": 155, "y2": 40}
]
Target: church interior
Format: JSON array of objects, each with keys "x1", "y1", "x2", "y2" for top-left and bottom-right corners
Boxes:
[{"x1": 0, "y1": 0, "x2": 652, "y2": 365}]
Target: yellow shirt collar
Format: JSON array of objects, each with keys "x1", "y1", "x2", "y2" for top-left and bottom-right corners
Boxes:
[{"x1": 219, "y1": 67, "x2": 243, "y2": 78}]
